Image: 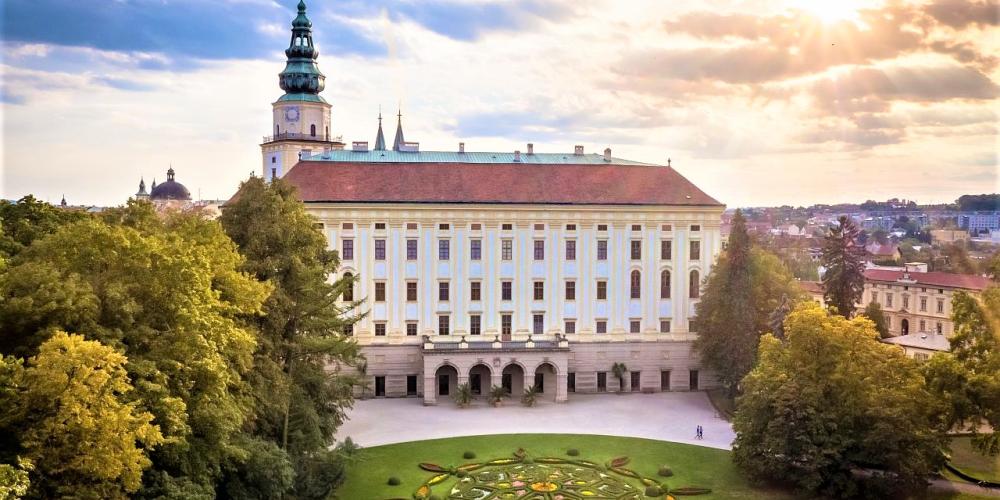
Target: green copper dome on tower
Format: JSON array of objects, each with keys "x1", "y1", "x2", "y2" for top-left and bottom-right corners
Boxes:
[{"x1": 278, "y1": 0, "x2": 326, "y2": 103}]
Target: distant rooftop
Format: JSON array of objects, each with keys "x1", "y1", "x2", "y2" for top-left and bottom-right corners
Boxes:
[
  {"x1": 304, "y1": 149, "x2": 655, "y2": 166},
  {"x1": 883, "y1": 333, "x2": 951, "y2": 352}
]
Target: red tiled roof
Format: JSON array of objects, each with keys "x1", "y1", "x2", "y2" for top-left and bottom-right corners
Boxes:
[
  {"x1": 799, "y1": 280, "x2": 824, "y2": 294},
  {"x1": 864, "y1": 242, "x2": 899, "y2": 256},
  {"x1": 281, "y1": 161, "x2": 723, "y2": 206},
  {"x1": 863, "y1": 269, "x2": 992, "y2": 291}
]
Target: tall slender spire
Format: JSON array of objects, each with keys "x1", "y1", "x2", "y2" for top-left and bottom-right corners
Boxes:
[
  {"x1": 277, "y1": 0, "x2": 326, "y2": 102},
  {"x1": 374, "y1": 109, "x2": 386, "y2": 150},
  {"x1": 392, "y1": 109, "x2": 405, "y2": 151},
  {"x1": 136, "y1": 177, "x2": 148, "y2": 197}
]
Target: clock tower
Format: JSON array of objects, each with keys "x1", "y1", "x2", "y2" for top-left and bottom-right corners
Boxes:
[{"x1": 261, "y1": 0, "x2": 344, "y2": 181}]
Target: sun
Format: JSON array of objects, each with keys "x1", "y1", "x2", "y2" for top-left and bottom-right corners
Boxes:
[{"x1": 788, "y1": 0, "x2": 874, "y2": 24}]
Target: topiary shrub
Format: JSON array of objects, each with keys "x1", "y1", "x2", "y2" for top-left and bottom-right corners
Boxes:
[
  {"x1": 463, "y1": 451, "x2": 476, "y2": 459},
  {"x1": 567, "y1": 448, "x2": 580, "y2": 456},
  {"x1": 657, "y1": 465, "x2": 673, "y2": 477},
  {"x1": 456, "y1": 469, "x2": 468, "y2": 478},
  {"x1": 387, "y1": 476, "x2": 401, "y2": 486},
  {"x1": 644, "y1": 484, "x2": 664, "y2": 497}
]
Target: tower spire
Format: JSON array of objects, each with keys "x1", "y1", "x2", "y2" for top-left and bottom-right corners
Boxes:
[
  {"x1": 374, "y1": 108, "x2": 386, "y2": 151},
  {"x1": 392, "y1": 108, "x2": 405, "y2": 151},
  {"x1": 277, "y1": 0, "x2": 326, "y2": 101}
]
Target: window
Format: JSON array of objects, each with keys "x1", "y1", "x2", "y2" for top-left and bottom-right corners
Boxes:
[
  {"x1": 662, "y1": 224, "x2": 672, "y2": 231},
  {"x1": 661, "y1": 240, "x2": 672, "y2": 260},
  {"x1": 501, "y1": 314, "x2": 512, "y2": 336},
  {"x1": 919, "y1": 319, "x2": 926, "y2": 332},
  {"x1": 936, "y1": 322, "x2": 943, "y2": 334},
  {"x1": 375, "y1": 282, "x2": 386, "y2": 302},
  {"x1": 566, "y1": 224, "x2": 576, "y2": 231},
  {"x1": 920, "y1": 297, "x2": 927, "y2": 312},
  {"x1": 470, "y1": 282, "x2": 481, "y2": 301},
  {"x1": 568, "y1": 373, "x2": 576, "y2": 392},
  {"x1": 406, "y1": 282, "x2": 417, "y2": 301},
  {"x1": 597, "y1": 240, "x2": 608, "y2": 260},
  {"x1": 631, "y1": 240, "x2": 642, "y2": 260},
  {"x1": 406, "y1": 239, "x2": 418, "y2": 260},
  {"x1": 596, "y1": 320, "x2": 607, "y2": 334},
  {"x1": 438, "y1": 240, "x2": 450, "y2": 260},
  {"x1": 438, "y1": 282, "x2": 449, "y2": 301},
  {"x1": 660, "y1": 320, "x2": 671, "y2": 333},
  {"x1": 597, "y1": 281, "x2": 607, "y2": 300},
  {"x1": 565, "y1": 320, "x2": 576, "y2": 334},
  {"x1": 471, "y1": 223, "x2": 481, "y2": 231},
  {"x1": 630, "y1": 270, "x2": 641, "y2": 299},
  {"x1": 630, "y1": 320, "x2": 640, "y2": 333},
  {"x1": 533, "y1": 314, "x2": 544, "y2": 335},
  {"x1": 598, "y1": 224, "x2": 608, "y2": 231},
  {"x1": 406, "y1": 323, "x2": 417, "y2": 336},
  {"x1": 343, "y1": 323, "x2": 353, "y2": 336},
  {"x1": 661, "y1": 370, "x2": 671, "y2": 391},
  {"x1": 534, "y1": 240, "x2": 545, "y2": 260},
  {"x1": 406, "y1": 375, "x2": 417, "y2": 395},
  {"x1": 375, "y1": 223, "x2": 386, "y2": 230},
  {"x1": 566, "y1": 240, "x2": 576, "y2": 260},
  {"x1": 438, "y1": 315, "x2": 449, "y2": 335},
  {"x1": 342, "y1": 239, "x2": 354, "y2": 260},
  {"x1": 914, "y1": 353, "x2": 929, "y2": 362},
  {"x1": 502, "y1": 223, "x2": 513, "y2": 231},
  {"x1": 534, "y1": 223, "x2": 545, "y2": 231},
  {"x1": 342, "y1": 272, "x2": 354, "y2": 301},
  {"x1": 689, "y1": 270, "x2": 700, "y2": 299},
  {"x1": 406, "y1": 222, "x2": 418, "y2": 230},
  {"x1": 501, "y1": 240, "x2": 513, "y2": 260},
  {"x1": 886, "y1": 293, "x2": 894, "y2": 307},
  {"x1": 534, "y1": 281, "x2": 544, "y2": 301},
  {"x1": 690, "y1": 240, "x2": 701, "y2": 260},
  {"x1": 470, "y1": 239, "x2": 482, "y2": 260},
  {"x1": 597, "y1": 372, "x2": 607, "y2": 392},
  {"x1": 470, "y1": 315, "x2": 481, "y2": 335},
  {"x1": 310, "y1": 124, "x2": 316, "y2": 137},
  {"x1": 632, "y1": 224, "x2": 642, "y2": 232},
  {"x1": 937, "y1": 299, "x2": 944, "y2": 314},
  {"x1": 660, "y1": 270, "x2": 671, "y2": 298},
  {"x1": 375, "y1": 323, "x2": 386, "y2": 336},
  {"x1": 374, "y1": 239, "x2": 386, "y2": 260},
  {"x1": 631, "y1": 372, "x2": 641, "y2": 392},
  {"x1": 902, "y1": 294, "x2": 910, "y2": 310},
  {"x1": 502, "y1": 281, "x2": 512, "y2": 301},
  {"x1": 439, "y1": 223, "x2": 450, "y2": 230},
  {"x1": 342, "y1": 222, "x2": 353, "y2": 230},
  {"x1": 565, "y1": 281, "x2": 576, "y2": 300},
  {"x1": 690, "y1": 224, "x2": 700, "y2": 232}
]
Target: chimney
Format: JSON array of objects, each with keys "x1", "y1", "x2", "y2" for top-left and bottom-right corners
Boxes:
[
  {"x1": 514, "y1": 150, "x2": 521, "y2": 162},
  {"x1": 527, "y1": 143, "x2": 534, "y2": 155},
  {"x1": 459, "y1": 142, "x2": 465, "y2": 153},
  {"x1": 574, "y1": 145, "x2": 584, "y2": 155},
  {"x1": 603, "y1": 147, "x2": 612, "y2": 162}
]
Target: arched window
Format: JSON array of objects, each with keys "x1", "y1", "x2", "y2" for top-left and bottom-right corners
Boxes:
[
  {"x1": 689, "y1": 270, "x2": 700, "y2": 299},
  {"x1": 310, "y1": 124, "x2": 316, "y2": 137},
  {"x1": 325, "y1": 126, "x2": 329, "y2": 139},
  {"x1": 660, "y1": 270, "x2": 671, "y2": 299},
  {"x1": 343, "y1": 272, "x2": 354, "y2": 302},
  {"x1": 630, "y1": 270, "x2": 641, "y2": 299},
  {"x1": 275, "y1": 124, "x2": 280, "y2": 135}
]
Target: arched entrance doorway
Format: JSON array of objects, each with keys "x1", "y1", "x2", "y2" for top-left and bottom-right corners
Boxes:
[
  {"x1": 435, "y1": 365, "x2": 459, "y2": 398},
  {"x1": 901, "y1": 318, "x2": 909, "y2": 335},
  {"x1": 534, "y1": 362, "x2": 557, "y2": 401},
  {"x1": 501, "y1": 363, "x2": 525, "y2": 397},
  {"x1": 469, "y1": 363, "x2": 492, "y2": 396}
]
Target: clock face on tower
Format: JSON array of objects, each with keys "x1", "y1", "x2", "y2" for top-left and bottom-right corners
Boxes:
[{"x1": 283, "y1": 106, "x2": 300, "y2": 122}]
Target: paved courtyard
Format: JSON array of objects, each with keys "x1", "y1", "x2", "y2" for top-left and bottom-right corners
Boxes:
[{"x1": 335, "y1": 391, "x2": 735, "y2": 450}]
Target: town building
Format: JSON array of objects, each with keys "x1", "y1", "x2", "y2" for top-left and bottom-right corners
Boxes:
[
  {"x1": 259, "y1": 2, "x2": 725, "y2": 404},
  {"x1": 959, "y1": 212, "x2": 1000, "y2": 235}
]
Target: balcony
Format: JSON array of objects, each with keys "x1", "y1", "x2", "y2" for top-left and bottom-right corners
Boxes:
[
  {"x1": 422, "y1": 335, "x2": 570, "y2": 352},
  {"x1": 261, "y1": 132, "x2": 344, "y2": 144}
]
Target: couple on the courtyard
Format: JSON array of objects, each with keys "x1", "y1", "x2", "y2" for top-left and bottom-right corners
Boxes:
[{"x1": 695, "y1": 425, "x2": 704, "y2": 440}]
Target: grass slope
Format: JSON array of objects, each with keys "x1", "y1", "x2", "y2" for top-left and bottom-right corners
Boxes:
[
  {"x1": 948, "y1": 437, "x2": 1000, "y2": 483},
  {"x1": 338, "y1": 433, "x2": 789, "y2": 499}
]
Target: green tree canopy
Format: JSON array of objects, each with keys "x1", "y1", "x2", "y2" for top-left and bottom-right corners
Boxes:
[
  {"x1": 0, "y1": 195, "x2": 88, "y2": 257},
  {"x1": 695, "y1": 210, "x2": 805, "y2": 395},
  {"x1": 220, "y1": 176, "x2": 363, "y2": 498},
  {"x1": 821, "y1": 216, "x2": 866, "y2": 318},
  {"x1": 16, "y1": 332, "x2": 164, "y2": 498},
  {"x1": 733, "y1": 304, "x2": 946, "y2": 497},
  {"x1": 0, "y1": 208, "x2": 270, "y2": 493},
  {"x1": 862, "y1": 301, "x2": 890, "y2": 339}
]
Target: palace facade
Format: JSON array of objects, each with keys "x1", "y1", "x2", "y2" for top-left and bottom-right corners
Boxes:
[{"x1": 261, "y1": 2, "x2": 725, "y2": 404}]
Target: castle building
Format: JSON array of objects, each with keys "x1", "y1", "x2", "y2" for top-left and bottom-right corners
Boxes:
[{"x1": 261, "y1": 2, "x2": 725, "y2": 403}]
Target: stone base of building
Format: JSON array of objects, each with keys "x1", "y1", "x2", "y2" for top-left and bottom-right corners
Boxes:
[{"x1": 350, "y1": 340, "x2": 717, "y2": 406}]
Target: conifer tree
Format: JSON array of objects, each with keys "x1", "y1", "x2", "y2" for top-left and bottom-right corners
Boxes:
[{"x1": 821, "y1": 216, "x2": 866, "y2": 318}]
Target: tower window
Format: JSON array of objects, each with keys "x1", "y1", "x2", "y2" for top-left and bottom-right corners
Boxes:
[{"x1": 310, "y1": 124, "x2": 316, "y2": 137}]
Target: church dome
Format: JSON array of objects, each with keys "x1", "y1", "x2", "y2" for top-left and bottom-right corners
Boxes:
[{"x1": 149, "y1": 167, "x2": 192, "y2": 201}]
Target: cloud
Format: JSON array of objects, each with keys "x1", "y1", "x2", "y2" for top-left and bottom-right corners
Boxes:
[
  {"x1": 924, "y1": 0, "x2": 999, "y2": 29},
  {"x1": 90, "y1": 76, "x2": 156, "y2": 92},
  {"x1": 809, "y1": 64, "x2": 999, "y2": 111}
]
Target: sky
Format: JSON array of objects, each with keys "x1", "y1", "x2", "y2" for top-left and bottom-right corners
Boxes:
[{"x1": 1, "y1": 0, "x2": 998, "y2": 208}]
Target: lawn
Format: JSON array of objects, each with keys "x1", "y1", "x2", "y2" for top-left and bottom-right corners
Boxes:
[
  {"x1": 337, "y1": 433, "x2": 790, "y2": 499},
  {"x1": 946, "y1": 436, "x2": 1000, "y2": 482}
]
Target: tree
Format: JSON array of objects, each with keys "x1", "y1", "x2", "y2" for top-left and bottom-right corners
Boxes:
[
  {"x1": 220, "y1": 177, "x2": 363, "y2": 498},
  {"x1": 611, "y1": 362, "x2": 628, "y2": 392},
  {"x1": 821, "y1": 216, "x2": 866, "y2": 318},
  {"x1": 923, "y1": 287, "x2": 1000, "y2": 456},
  {"x1": 862, "y1": 301, "x2": 890, "y2": 339},
  {"x1": 0, "y1": 209, "x2": 270, "y2": 493},
  {"x1": 988, "y1": 250, "x2": 1000, "y2": 282},
  {"x1": 695, "y1": 210, "x2": 805, "y2": 395},
  {"x1": 937, "y1": 242, "x2": 978, "y2": 275},
  {"x1": 0, "y1": 195, "x2": 87, "y2": 257},
  {"x1": 733, "y1": 304, "x2": 946, "y2": 497},
  {"x1": 17, "y1": 332, "x2": 163, "y2": 498}
]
